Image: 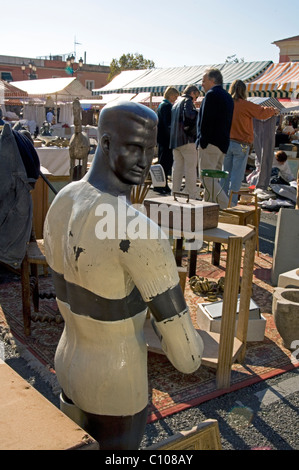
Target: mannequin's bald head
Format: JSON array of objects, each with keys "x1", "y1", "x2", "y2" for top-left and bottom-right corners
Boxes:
[
  {"x1": 89, "y1": 101, "x2": 158, "y2": 191},
  {"x1": 98, "y1": 100, "x2": 158, "y2": 137}
]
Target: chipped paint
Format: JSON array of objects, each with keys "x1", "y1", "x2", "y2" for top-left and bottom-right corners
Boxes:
[
  {"x1": 119, "y1": 240, "x2": 130, "y2": 253},
  {"x1": 73, "y1": 246, "x2": 85, "y2": 261}
]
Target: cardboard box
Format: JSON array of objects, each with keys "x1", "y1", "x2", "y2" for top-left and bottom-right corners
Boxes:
[
  {"x1": 144, "y1": 195, "x2": 219, "y2": 232},
  {"x1": 197, "y1": 298, "x2": 266, "y2": 342}
]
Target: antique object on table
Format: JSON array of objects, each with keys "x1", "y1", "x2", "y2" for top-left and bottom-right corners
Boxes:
[
  {"x1": 144, "y1": 194, "x2": 219, "y2": 231},
  {"x1": 69, "y1": 98, "x2": 89, "y2": 181},
  {"x1": 40, "y1": 121, "x2": 52, "y2": 136}
]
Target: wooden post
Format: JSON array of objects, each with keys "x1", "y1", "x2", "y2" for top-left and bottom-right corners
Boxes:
[
  {"x1": 236, "y1": 228, "x2": 256, "y2": 362},
  {"x1": 216, "y1": 236, "x2": 243, "y2": 389}
]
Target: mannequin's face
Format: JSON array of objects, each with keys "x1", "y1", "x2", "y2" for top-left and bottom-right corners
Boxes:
[{"x1": 103, "y1": 117, "x2": 157, "y2": 186}]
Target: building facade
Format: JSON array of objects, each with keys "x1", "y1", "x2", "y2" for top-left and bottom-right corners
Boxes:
[
  {"x1": 0, "y1": 54, "x2": 110, "y2": 91},
  {"x1": 272, "y1": 36, "x2": 299, "y2": 63}
]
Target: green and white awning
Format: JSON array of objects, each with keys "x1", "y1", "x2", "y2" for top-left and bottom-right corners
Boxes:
[{"x1": 93, "y1": 61, "x2": 272, "y2": 96}]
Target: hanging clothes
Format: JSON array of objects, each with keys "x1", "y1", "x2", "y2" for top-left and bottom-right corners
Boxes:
[
  {"x1": 253, "y1": 115, "x2": 277, "y2": 190},
  {"x1": 0, "y1": 124, "x2": 39, "y2": 268}
]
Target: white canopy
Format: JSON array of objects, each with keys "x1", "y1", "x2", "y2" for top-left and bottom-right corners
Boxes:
[{"x1": 12, "y1": 77, "x2": 92, "y2": 101}]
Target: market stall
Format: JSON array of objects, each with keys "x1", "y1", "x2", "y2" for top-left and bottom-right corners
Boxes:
[
  {"x1": 12, "y1": 77, "x2": 92, "y2": 129},
  {"x1": 0, "y1": 79, "x2": 28, "y2": 118}
]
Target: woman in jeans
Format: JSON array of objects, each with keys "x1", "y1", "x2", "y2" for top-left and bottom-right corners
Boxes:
[{"x1": 223, "y1": 80, "x2": 278, "y2": 206}]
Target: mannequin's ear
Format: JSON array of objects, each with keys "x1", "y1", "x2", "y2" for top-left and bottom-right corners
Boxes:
[{"x1": 100, "y1": 133, "x2": 110, "y2": 155}]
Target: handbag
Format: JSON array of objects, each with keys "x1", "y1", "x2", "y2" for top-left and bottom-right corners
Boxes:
[{"x1": 182, "y1": 99, "x2": 197, "y2": 138}]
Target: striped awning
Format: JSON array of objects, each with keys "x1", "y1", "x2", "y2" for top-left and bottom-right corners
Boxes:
[
  {"x1": 0, "y1": 79, "x2": 28, "y2": 98},
  {"x1": 277, "y1": 62, "x2": 299, "y2": 93},
  {"x1": 247, "y1": 96, "x2": 285, "y2": 110},
  {"x1": 246, "y1": 62, "x2": 299, "y2": 98},
  {"x1": 221, "y1": 61, "x2": 271, "y2": 90},
  {"x1": 93, "y1": 64, "x2": 219, "y2": 95},
  {"x1": 93, "y1": 69, "x2": 150, "y2": 95},
  {"x1": 93, "y1": 61, "x2": 272, "y2": 96},
  {"x1": 247, "y1": 62, "x2": 291, "y2": 93}
]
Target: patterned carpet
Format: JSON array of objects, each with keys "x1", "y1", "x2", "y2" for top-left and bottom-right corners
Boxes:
[{"x1": 0, "y1": 250, "x2": 298, "y2": 423}]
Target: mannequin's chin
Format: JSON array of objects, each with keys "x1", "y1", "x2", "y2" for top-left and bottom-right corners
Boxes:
[{"x1": 119, "y1": 173, "x2": 146, "y2": 186}]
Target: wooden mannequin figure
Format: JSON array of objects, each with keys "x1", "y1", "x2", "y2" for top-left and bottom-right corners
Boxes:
[
  {"x1": 69, "y1": 97, "x2": 90, "y2": 181},
  {"x1": 44, "y1": 101, "x2": 204, "y2": 450}
]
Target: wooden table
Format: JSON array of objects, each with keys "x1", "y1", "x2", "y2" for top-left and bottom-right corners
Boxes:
[
  {"x1": 145, "y1": 223, "x2": 256, "y2": 389},
  {"x1": 0, "y1": 359, "x2": 98, "y2": 450}
]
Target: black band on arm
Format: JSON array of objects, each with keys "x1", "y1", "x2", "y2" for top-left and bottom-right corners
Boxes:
[{"x1": 147, "y1": 283, "x2": 187, "y2": 322}]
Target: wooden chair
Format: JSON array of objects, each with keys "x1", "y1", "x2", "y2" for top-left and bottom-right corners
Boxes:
[
  {"x1": 222, "y1": 189, "x2": 261, "y2": 255},
  {"x1": 21, "y1": 232, "x2": 51, "y2": 336}
]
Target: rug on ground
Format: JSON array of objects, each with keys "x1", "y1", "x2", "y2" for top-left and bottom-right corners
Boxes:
[{"x1": 0, "y1": 251, "x2": 298, "y2": 423}]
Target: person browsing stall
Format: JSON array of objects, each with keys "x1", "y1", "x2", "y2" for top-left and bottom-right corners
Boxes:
[
  {"x1": 170, "y1": 84, "x2": 200, "y2": 200},
  {"x1": 156, "y1": 86, "x2": 179, "y2": 194},
  {"x1": 223, "y1": 79, "x2": 278, "y2": 206},
  {"x1": 196, "y1": 68, "x2": 234, "y2": 209}
]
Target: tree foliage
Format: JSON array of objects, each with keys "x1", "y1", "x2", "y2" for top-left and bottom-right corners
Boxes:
[
  {"x1": 108, "y1": 53, "x2": 155, "y2": 82},
  {"x1": 225, "y1": 54, "x2": 244, "y2": 63}
]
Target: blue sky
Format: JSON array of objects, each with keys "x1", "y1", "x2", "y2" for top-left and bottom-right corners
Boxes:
[{"x1": 2, "y1": 0, "x2": 298, "y2": 68}]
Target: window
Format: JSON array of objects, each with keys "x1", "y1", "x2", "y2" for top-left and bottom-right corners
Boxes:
[
  {"x1": 1, "y1": 72, "x2": 13, "y2": 82},
  {"x1": 85, "y1": 80, "x2": 95, "y2": 91}
]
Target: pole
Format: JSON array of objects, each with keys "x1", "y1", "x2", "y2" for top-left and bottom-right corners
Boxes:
[{"x1": 39, "y1": 171, "x2": 58, "y2": 195}]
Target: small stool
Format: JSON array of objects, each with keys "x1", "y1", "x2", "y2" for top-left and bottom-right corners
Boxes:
[
  {"x1": 222, "y1": 189, "x2": 261, "y2": 255},
  {"x1": 201, "y1": 170, "x2": 229, "y2": 264},
  {"x1": 200, "y1": 169, "x2": 229, "y2": 204},
  {"x1": 278, "y1": 268, "x2": 299, "y2": 288}
]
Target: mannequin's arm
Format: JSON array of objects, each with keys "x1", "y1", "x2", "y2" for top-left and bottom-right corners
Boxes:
[{"x1": 147, "y1": 284, "x2": 204, "y2": 373}]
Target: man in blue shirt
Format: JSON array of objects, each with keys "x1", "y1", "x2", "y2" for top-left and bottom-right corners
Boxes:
[{"x1": 197, "y1": 69, "x2": 234, "y2": 208}]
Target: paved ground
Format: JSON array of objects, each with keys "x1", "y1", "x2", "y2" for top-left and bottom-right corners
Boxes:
[
  {"x1": 1, "y1": 193, "x2": 298, "y2": 451},
  {"x1": 2, "y1": 330, "x2": 298, "y2": 451}
]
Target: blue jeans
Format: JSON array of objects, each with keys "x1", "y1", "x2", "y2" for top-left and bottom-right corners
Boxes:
[{"x1": 223, "y1": 140, "x2": 250, "y2": 206}]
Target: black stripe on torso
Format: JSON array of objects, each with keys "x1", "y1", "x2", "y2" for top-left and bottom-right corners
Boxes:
[{"x1": 52, "y1": 271, "x2": 147, "y2": 321}]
